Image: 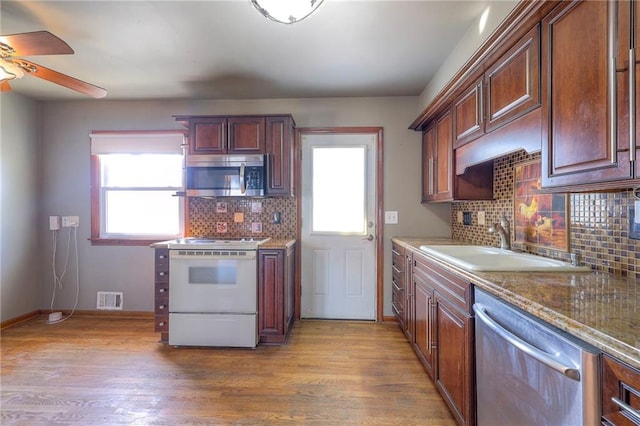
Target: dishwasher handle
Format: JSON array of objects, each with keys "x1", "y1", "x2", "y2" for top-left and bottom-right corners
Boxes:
[{"x1": 473, "y1": 303, "x2": 581, "y2": 381}]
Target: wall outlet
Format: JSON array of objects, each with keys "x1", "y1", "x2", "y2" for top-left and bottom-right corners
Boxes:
[
  {"x1": 463, "y1": 212, "x2": 472, "y2": 226},
  {"x1": 62, "y1": 216, "x2": 79, "y2": 227},
  {"x1": 477, "y1": 211, "x2": 486, "y2": 226},
  {"x1": 385, "y1": 211, "x2": 398, "y2": 224},
  {"x1": 49, "y1": 216, "x2": 61, "y2": 230}
]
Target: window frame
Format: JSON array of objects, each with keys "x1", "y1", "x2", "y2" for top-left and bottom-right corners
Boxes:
[{"x1": 89, "y1": 131, "x2": 186, "y2": 246}]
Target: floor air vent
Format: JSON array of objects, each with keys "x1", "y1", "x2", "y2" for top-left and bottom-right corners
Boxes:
[{"x1": 97, "y1": 291, "x2": 123, "y2": 310}]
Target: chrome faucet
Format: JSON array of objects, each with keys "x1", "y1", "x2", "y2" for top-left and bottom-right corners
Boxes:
[{"x1": 488, "y1": 214, "x2": 511, "y2": 250}]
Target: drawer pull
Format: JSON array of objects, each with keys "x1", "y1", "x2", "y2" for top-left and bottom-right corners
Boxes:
[
  {"x1": 158, "y1": 321, "x2": 166, "y2": 327},
  {"x1": 392, "y1": 281, "x2": 402, "y2": 292},
  {"x1": 159, "y1": 272, "x2": 166, "y2": 276},
  {"x1": 159, "y1": 255, "x2": 166, "y2": 259},
  {"x1": 612, "y1": 397, "x2": 640, "y2": 424},
  {"x1": 159, "y1": 288, "x2": 166, "y2": 293},
  {"x1": 392, "y1": 249, "x2": 401, "y2": 256},
  {"x1": 391, "y1": 265, "x2": 401, "y2": 274},
  {"x1": 391, "y1": 304, "x2": 402, "y2": 316},
  {"x1": 158, "y1": 304, "x2": 166, "y2": 310}
]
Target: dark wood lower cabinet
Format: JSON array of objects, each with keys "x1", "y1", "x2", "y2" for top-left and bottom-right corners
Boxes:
[
  {"x1": 401, "y1": 245, "x2": 475, "y2": 426},
  {"x1": 258, "y1": 244, "x2": 295, "y2": 344},
  {"x1": 434, "y1": 293, "x2": 474, "y2": 426},
  {"x1": 602, "y1": 354, "x2": 640, "y2": 425}
]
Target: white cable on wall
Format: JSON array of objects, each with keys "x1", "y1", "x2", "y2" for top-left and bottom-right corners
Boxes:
[{"x1": 47, "y1": 226, "x2": 80, "y2": 325}]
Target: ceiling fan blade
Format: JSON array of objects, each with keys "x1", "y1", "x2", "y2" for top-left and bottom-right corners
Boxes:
[
  {"x1": 17, "y1": 59, "x2": 106, "y2": 98},
  {"x1": 0, "y1": 80, "x2": 11, "y2": 92},
  {"x1": 0, "y1": 31, "x2": 74, "y2": 57}
]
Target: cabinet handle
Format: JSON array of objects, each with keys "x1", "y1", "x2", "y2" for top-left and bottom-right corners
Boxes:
[
  {"x1": 611, "y1": 397, "x2": 640, "y2": 424},
  {"x1": 159, "y1": 255, "x2": 166, "y2": 259},
  {"x1": 630, "y1": 48, "x2": 637, "y2": 162},
  {"x1": 478, "y1": 82, "x2": 484, "y2": 125},
  {"x1": 609, "y1": 13, "x2": 618, "y2": 165},
  {"x1": 428, "y1": 158, "x2": 435, "y2": 195},
  {"x1": 158, "y1": 321, "x2": 166, "y2": 327},
  {"x1": 392, "y1": 265, "x2": 401, "y2": 274},
  {"x1": 392, "y1": 280, "x2": 402, "y2": 292},
  {"x1": 159, "y1": 305, "x2": 166, "y2": 310},
  {"x1": 159, "y1": 288, "x2": 166, "y2": 293},
  {"x1": 159, "y1": 272, "x2": 166, "y2": 276},
  {"x1": 392, "y1": 249, "x2": 401, "y2": 256},
  {"x1": 392, "y1": 304, "x2": 402, "y2": 317}
]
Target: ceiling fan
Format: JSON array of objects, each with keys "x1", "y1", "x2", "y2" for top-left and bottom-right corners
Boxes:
[{"x1": 0, "y1": 31, "x2": 106, "y2": 98}]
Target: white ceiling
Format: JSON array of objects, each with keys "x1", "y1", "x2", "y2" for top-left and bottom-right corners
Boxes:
[{"x1": 0, "y1": 0, "x2": 493, "y2": 101}]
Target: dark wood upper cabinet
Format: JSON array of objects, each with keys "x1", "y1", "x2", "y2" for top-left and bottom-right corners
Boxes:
[
  {"x1": 422, "y1": 111, "x2": 454, "y2": 202},
  {"x1": 453, "y1": 25, "x2": 541, "y2": 149},
  {"x1": 485, "y1": 24, "x2": 541, "y2": 133},
  {"x1": 190, "y1": 117, "x2": 226, "y2": 154},
  {"x1": 227, "y1": 116, "x2": 265, "y2": 153},
  {"x1": 541, "y1": 0, "x2": 636, "y2": 190},
  {"x1": 265, "y1": 116, "x2": 294, "y2": 197},
  {"x1": 453, "y1": 78, "x2": 484, "y2": 147},
  {"x1": 187, "y1": 116, "x2": 265, "y2": 155}
]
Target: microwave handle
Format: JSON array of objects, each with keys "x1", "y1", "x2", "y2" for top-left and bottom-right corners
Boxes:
[{"x1": 239, "y1": 163, "x2": 246, "y2": 194}]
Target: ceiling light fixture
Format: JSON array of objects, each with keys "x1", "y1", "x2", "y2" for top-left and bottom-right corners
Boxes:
[
  {"x1": 0, "y1": 58, "x2": 24, "y2": 82},
  {"x1": 251, "y1": 0, "x2": 324, "y2": 24}
]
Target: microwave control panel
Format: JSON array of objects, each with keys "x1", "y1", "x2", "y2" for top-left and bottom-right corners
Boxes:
[{"x1": 245, "y1": 167, "x2": 263, "y2": 190}]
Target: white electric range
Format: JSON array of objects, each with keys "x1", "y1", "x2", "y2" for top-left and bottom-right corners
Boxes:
[{"x1": 167, "y1": 237, "x2": 270, "y2": 348}]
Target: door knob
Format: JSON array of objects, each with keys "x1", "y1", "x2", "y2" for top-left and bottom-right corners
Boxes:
[{"x1": 363, "y1": 234, "x2": 374, "y2": 241}]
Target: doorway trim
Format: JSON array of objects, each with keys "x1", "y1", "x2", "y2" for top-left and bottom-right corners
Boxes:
[{"x1": 294, "y1": 127, "x2": 384, "y2": 322}]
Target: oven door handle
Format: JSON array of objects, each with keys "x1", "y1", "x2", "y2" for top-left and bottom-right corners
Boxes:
[
  {"x1": 170, "y1": 252, "x2": 256, "y2": 261},
  {"x1": 473, "y1": 303, "x2": 581, "y2": 381}
]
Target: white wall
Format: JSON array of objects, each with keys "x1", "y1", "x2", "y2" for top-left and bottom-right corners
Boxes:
[
  {"x1": 1, "y1": 92, "x2": 42, "y2": 322},
  {"x1": 38, "y1": 97, "x2": 450, "y2": 317},
  {"x1": 418, "y1": 0, "x2": 518, "y2": 110}
]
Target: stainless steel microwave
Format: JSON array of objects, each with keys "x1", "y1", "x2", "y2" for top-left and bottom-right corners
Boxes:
[{"x1": 185, "y1": 154, "x2": 265, "y2": 197}]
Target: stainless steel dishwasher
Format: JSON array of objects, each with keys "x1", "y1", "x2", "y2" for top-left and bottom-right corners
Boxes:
[{"x1": 473, "y1": 288, "x2": 601, "y2": 426}]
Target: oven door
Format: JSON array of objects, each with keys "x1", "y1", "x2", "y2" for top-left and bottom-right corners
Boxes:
[{"x1": 169, "y1": 250, "x2": 257, "y2": 314}]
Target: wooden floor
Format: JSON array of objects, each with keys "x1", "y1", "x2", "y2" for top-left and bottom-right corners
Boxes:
[{"x1": 1, "y1": 316, "x2": 455, "y2": 425}]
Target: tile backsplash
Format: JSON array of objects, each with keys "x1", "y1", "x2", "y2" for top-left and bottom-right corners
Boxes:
[
  {"x1": 451, "y1": 151, "x2": 640, "y2": 278},
  {"x1": 187, "y1": 197, "x2": 296, "y2": 239}
]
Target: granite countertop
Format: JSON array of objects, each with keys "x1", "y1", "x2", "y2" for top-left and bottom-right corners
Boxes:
[
  {"x1": 392, "y1": 237, "x2": 640, "y2": 370},
  {"x1": 150, "y1": 238, "x2": 296, "y2": 249},
  {"x1": 258, "y1": 238, "x2": 296, "y2": 249}
]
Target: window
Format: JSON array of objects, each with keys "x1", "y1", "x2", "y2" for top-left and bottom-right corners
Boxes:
[{"x1": 90, "y1": 131, "x2": 185, "y2": 245}]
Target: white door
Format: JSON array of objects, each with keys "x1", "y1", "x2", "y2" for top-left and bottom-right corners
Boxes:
[{"x1": 300, "y1": 133, "x2": 377, "y2": 320}]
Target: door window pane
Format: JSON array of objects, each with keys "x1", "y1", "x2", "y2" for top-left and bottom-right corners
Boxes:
[{"x1": 311, "y1": 146, "x2": 366, "y2": 234}]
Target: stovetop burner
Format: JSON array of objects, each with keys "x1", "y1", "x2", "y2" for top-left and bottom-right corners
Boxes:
[{"x1": 167, "y1": 237, "x2": 270, "y2": 250}]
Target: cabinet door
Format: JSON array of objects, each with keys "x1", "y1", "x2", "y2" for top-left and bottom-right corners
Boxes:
[
  {"x1": 435, "y1": 295, "x2": 474, "y2": 426},
  {"x1": 434, "y1": 111, "x2": 454, "y2": 201},
  {"x1": 541, "y1": 0, "x2": 631, "y2": 189},
  {"x1": 265, "y1": 116, "x2": 293, "y2": 196},
  {"x1": 601, "y1": 354, "x2": 640, "y2": 425},
  {"x1": 453, "y1": 78, "x2": 484, "y2": 148},
  {"x1": 413, "y1": 275, "x2": 435, "y2": 379},
  {"x1": 227, "y1": 116, "x2": 265, "y2": 153},
  {"x1": 189, "y1": 117, "x2": 226, "y2": 154},
  {"x1": 485, "y1": 24, "x2": 540, "y2": 134},
  {"x1": 620, "y1": 0, "x2": 640, "y2": 178},
  {"x1": 404, "y1": 250, "x2": 414, "y2": 343},
  {"x1": 421, "y1": 125, "x2": 436, "y2": 202},
  {"x1": 258, "y1": 249, "x2": 284, "y2": 340}
]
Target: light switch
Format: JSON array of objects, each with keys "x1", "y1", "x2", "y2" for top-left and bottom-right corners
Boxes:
[{"x1": 385, "y1": 211, "x2": 398, "y2": 224}]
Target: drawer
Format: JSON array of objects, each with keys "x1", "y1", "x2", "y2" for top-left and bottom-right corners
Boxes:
[
  {"x1": 155, "y1": 295, "x2": 169, "y2": 314},
  {"x1": 155, "y1": 281, "x2": 169, "y2": 298},
  {"x1": 155, "y1": 269, "x2": 169, "y2": 283},
  {"x1": 392, "y1": 243, "x2": 404, "y2": 272},
  {"x1": 392, "y1": 286, "x2": 405, "y2": 310},
  {"x1": 413, "y1": 252, "x2": 471, "y2": 313},
  {"x1": 602, "y1": 354, "x2": 640, "y2": 425},
  {"x1": 154, "y1": 315, "x2": 169, "y2": 333}
]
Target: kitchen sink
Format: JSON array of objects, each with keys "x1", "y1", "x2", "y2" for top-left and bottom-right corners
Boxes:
[{"x1": 418, "y1": 245, "x2": 592, "y2": 272}]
